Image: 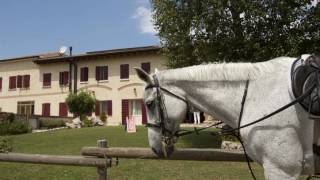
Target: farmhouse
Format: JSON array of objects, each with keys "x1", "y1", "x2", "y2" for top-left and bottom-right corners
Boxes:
[{"x1": 0, "y1": 46, "x2": 166, "y2": 125}]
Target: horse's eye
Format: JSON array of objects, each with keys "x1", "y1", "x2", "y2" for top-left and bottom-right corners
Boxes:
[{"x1": 146, "y1": 101, "x2": 154, "y2": 108}]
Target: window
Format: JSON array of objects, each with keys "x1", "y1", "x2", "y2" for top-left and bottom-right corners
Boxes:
[
  {"x1": 120, "y1": 64, "x2": 129, "y2": 79},
  {"x1": 129, "y1": 100, "x2": 142, "y2": 116},
  {"x1": 0, "y1": 77, "x2": 2, "y2": 91},
  {"x1": 16, "y1": 75, "x2": 30, "y2": 89},
  {"x1": 141, "y1": 62, "x2": 150, "y2": 74},
  {"x1": 122, "y1": 99, "x2": 146, "y2": 125},
  {"x1": 17, "y1": 101, "x2": 34, "y2": 115},
  {"x1": 42, "y1": 103, "x2": 50, "y2": 116},
  {"x1": 59, "y1": 102, "x2": 68, "y2": 117},
  {"x1": 23, "y1": 75, "x2": 30, "y2": 88},
  {"x1": 95, "y1": 66, "x2": 108, "y2": 81},
  {"x1": 9, "y1": 76, "x2": 16, "y2": 90},
  {"x1": 80, "y1": 67, "x2": 89, "y2": 82},
  {"x1": 43, "y1": 73, "x2": 51, "y2": 87},
  {"x1": 59, "y1": 71, "x2": 69, "y2": 86},
  {"x1": 95, "y1": 100, "x2": 112, "y2": 116}
]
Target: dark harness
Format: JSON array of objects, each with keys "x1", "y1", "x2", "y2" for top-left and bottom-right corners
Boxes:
[{"x1": 291, "y1": 55, "x2": 320, "y2": 118}]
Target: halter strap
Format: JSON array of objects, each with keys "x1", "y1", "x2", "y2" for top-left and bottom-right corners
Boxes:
[{"x1": 145, "y1": 75, "x2": 188, "y2": 103}]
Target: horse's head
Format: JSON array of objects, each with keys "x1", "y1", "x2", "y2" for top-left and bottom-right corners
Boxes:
[{"x1": 135, "y1": 68, "x2": 188, "y2": 158}]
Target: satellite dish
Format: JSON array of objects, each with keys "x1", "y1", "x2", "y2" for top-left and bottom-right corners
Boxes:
[{"x1": 59, "y1": 46, "x2": 68, "y2": 54}]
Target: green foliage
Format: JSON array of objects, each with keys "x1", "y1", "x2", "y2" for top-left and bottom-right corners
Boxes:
[
  {"x1": 100, "y1": 112, "x2": 107, "y2": 123},
  {"x1": 66, "y1": 91, "x2": 96, "y2": 120},
  {"x1": 152, "y1": 0, "x2": 320, "y2": 68},
  {"x1": 0, "y1": 122, "x2": 31, "y2": 135},
  {"x1": 82, "y1": 116, "x2": 94, "y2": 127},
  {"x1": 6, "y1": 113, "x2": 15, "y2": 123},
  {"x1": 39, "y1": 119, "x2": 65, "y2": 129},
  {"x1": 0, "y1": 136, "x2": 13, "y2": 153}
]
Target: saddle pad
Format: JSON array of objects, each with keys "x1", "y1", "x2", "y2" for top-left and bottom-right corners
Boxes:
[{"x1": 291, "y1": 55, "x2": 320, "y2": 115}]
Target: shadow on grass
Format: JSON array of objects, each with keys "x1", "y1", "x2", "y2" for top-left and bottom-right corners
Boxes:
[{"x1": 176, "y1": 129, "x2": 222, "y2": 148}]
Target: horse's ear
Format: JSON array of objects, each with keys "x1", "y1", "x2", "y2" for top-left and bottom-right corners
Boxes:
[{"x1": 134, "y1": 67, "x2": 152, "y2": 84}]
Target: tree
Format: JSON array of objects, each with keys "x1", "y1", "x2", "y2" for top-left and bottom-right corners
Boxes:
[
  {"x1": 65, "y1": 91, "x2": 96, "y2": 121},
  {"x1": 152, "y1": 0, "x2": 320, "y2": 68}
]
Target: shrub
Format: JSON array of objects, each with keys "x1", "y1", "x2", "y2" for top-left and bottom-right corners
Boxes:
[
  {"x1": 0, "y1": 122, "x2": 31, "y2": 135},
  {"x1": 66, "y1": 91, "x2": 96, "y2": 121},
  {"x1": 100, "y1": 112, "x2": 107, "y2": 123},
  {"x1": 0, "y1": 136, "x2": 13, "y2": 153},
  {"x1": 39, "y1": 119, "x2": 65, "y2": 129},
  {"x1": 82, "y1": 116, "x2": 93, "y2": 127},
  {"x1": 6, "y1": 113, "x2": 15, "y2": 123}
]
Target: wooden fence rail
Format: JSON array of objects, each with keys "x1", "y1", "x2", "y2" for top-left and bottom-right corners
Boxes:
[
  {"x1": 0, "y1": 139, "x2": 248, "y2": 180},
  {"x1": 81, "y1": 147, "x2": 248, "y2": 162},
  {"x1": 0, "y1": 153, "x2": 110, "y2": 167}
]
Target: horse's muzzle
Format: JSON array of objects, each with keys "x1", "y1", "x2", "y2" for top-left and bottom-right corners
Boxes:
[{"x1": 151, "y1": 144, "x2": 174, "y2": 158}]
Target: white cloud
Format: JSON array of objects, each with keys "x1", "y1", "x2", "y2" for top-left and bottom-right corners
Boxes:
[{"x1": 133, "y1": 6, "x2": 157, "y2": 34}]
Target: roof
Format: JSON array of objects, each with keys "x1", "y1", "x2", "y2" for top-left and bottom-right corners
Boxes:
[
  {"x1": 0, "y1": 52, "x2": 65, "y2": 63},
  {"x1": 33, "y1": 46, "x2": 161, "y2": 64},
  {"x1": 0, "y1": 45, "x2": 161, "y2": 64}
]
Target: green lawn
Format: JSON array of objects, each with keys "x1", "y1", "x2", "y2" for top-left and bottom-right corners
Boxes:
[{"x1": 0, "y1": 126, "x2": 265, "y2": 180}]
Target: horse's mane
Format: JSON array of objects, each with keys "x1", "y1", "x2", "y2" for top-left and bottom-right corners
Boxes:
[{"x1": 158, "y1": 57, "x2": 292, "y2": 82}]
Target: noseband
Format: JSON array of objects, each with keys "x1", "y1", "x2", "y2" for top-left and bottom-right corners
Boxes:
[{"x1": 145, "y1": 74, "x2": 188, "y2": 146}]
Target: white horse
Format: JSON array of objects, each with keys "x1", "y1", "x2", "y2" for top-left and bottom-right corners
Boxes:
[{"x1": 135, "y1": 55, "x2": 319, "y2": 179}]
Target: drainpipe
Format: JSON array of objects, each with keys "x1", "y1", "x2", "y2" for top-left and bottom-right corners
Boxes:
[
  {"x1": 69, "y1": 47, "x2": 73, "y2": 93},
  {"x1": 73, "y1": 62, "x2": 77, "y2": 93}
]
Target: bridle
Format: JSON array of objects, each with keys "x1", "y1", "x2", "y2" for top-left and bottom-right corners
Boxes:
[{"x1": 145, "y1": 74, "x2": 188, "y2": 149}]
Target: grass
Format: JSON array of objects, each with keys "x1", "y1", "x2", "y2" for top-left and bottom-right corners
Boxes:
[{"x1": 0, "y1": 126, "x2": 266, "y2": 180}]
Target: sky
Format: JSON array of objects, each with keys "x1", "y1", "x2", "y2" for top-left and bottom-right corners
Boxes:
[{"x1": 0, "y1": 0, "x2": 158, "y2": 60}]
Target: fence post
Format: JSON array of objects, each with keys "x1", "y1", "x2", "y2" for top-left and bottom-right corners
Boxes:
[{"x1": 97, "y1": 139, "x2": 107, "y2": 180}]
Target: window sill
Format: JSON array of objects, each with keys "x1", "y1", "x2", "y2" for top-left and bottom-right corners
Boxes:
[
  {"x1": 42, "y1": 86, "x2": 51, "y2": 89},
  {"x1": 120, "y1": 79, "x2": 129, "y2": 82},
  {"x1": 98, "y1": 80, "x2": 108, "y2": 83},
  {"x1": 80, "y1": 81, "x2": 88, "y2": 84},
  {"x1": 8, "y1": 89, "x2": 16, "y2": 91},
  {"x1": 19, "y1": 87, "x2": 30, "y2": 90}
]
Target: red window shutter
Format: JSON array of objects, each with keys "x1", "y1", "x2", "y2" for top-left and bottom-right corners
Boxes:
[
  {"x1": 42, "y1": 103, "x2": 50, "y2": 117},
  {"x1": 85, "y1": 68, "x2": 88, "y2": 81},
  {"x1": 107, "y1": 100, "x2": 112, "y2": 116},
  {"x1": 80, "y1": 67, "x2": 88, "y2": 82},
  {"x1": 141, "y1": 63, "x2": 151, "y2": 74},
  {"x1": 9, "y1": 76, "x2": 16, "y2": 89},
  {"x1": 64, "y1": 72, "x2": 69, "y2": 85},
  {"x1": 96, "y1": 66, "x2": 100, "y2": 81},
  {"x1": 59, "y1": 72, "x2": 63, "y2": 85},
  {"x1": 103, "y1": 66, "x2": 108, "y2": 80},
  {"x1": 95, "y1": 101, "x2": 100, "y2": 116},
  {"x1": 43, "y1": 73, "x2": 51, "y2": 86},
  {"x1": 0, "y1": 77, "x2": 2, "y2": 90},
  {"x1": 120, "y1": 64, "x2": 129, "y2": 79},
  {"x1": 17, "y1": 75, "x2": 22, "y2": 88},
  {"x1": 23, "y1": 75, "x2": 30, "y2": 88},
  {"x1": 141, "y1": 99, "x2": 147, "y2": 124},
  {"x1": 59, "y1": 103, "x2": 68, "y2": 117},
  {"x1": 122, "y1": 99, "x2": 129, "y2": 125}
]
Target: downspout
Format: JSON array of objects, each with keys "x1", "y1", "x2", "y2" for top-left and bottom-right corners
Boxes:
[
  {"x1": 68, "y1": 47, "x2": 73, "y2": 93},
  {"x1": 69, "y1": 61, "x2": 72, "y2": 92},
  {"x1": 73, "y1": 62, "x2": 77, "y2": 93}
]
